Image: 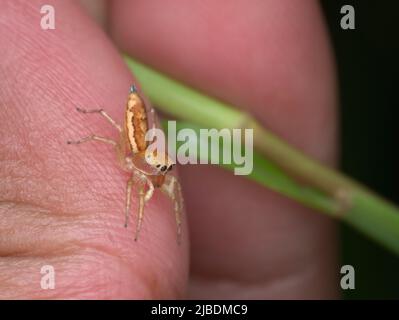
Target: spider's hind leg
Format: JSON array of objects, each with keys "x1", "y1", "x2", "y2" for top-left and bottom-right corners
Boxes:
[
  {"x1": 67, "y1": 107, "x2": 122, "y2": 147},
  {"x1": 67, "y1": 135, "x2": 117, "y2": 146},
  {"x1": 75, "y1": 107, "x2": 122, "y2": 132}
]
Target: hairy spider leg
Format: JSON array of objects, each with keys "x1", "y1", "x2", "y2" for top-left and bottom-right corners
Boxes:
[
  {"x1": 134, "y1": 176, "x2": 155, "y2": 241},
  {"x1": 76, "y1": 107, "x2": 122, "y2": 132},
  {"x1": 161, "y1": 175, "x2": 184, "y2": 243},
  {"x1": 67, "y1": 135, "x2": 117, "y2": 146}
]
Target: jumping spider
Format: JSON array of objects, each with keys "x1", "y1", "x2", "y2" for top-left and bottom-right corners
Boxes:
[{"x1": 67, "y1": 85, "x2": 183, "y2": 242}]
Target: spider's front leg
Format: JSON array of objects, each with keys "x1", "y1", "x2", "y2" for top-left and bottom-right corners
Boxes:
[
  {"x1": 161, "y1": 175, "x2": 184, "y2": 243},
  {"x1": 125, "y1": 172, "x2": 155, "y2": 241}
]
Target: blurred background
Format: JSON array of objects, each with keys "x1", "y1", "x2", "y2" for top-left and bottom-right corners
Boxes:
[{"x1": 321, "y1": 0, "x2": 399, "y2": 298}]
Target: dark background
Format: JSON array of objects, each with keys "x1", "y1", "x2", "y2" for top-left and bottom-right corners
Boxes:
[{"x1": 320, "y1": 0, "x2": 399, "y2": 298}]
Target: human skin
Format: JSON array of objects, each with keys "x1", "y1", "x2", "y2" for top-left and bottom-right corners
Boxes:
[{"x1": 0, "y1": 0, "x2": 338, "y2": 299}]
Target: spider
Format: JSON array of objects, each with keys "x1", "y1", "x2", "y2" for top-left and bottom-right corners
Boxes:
[{"x1": 67, "y1": 85, "x2": 183, "y2": 242}]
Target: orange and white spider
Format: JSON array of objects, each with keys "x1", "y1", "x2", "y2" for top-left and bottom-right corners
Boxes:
[{"x1": 67, "y1": 85, "x2": 183, "y2": 242}]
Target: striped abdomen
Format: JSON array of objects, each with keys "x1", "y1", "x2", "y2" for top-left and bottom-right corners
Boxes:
[{"x1": 125, "y1": 91, "x2": 148, "y2": 154}]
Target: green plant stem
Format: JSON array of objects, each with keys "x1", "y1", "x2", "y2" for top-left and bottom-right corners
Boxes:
[
  {"x1": 171, "y1": 121, "x2": 341, "y2": 216},
  {"x1": 124, "y1": 55, "x2": 399, "y2": 255}
]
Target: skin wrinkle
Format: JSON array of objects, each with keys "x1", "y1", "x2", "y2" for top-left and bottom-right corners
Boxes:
[
  {"x1": 0, "y1": 199, "x2": 174, "y2": 275},
  {"x1": 189, "y1": 233, "x2": 332, "y2": 287},
  {"x1": 189, "y1": 265, "x2": 311, "y2": 299},
  {"x1": 0, "y1": 253, "x2": 118, "y2": 299},
  {"x1": 0, "y1": 201, "x2": 95, "y2": 257},
  {"x1": 0, "y1": 160, "x2": 117, "y2": 215},
  {"x1": 0, "y1": 234, "x2": 181, "y2": 299},
  {"x1": 189, "y1": 259, "x2": 333, "y2": 299},
  {"x1": 0, "y1": 160, "x2": 185, "y2": 297},
  {"x1": 1, "y1": 4, "x2": 116, "y2": 118},
  {"x1": 2, "y1": 76, "x2": 125, "y2": 214}
]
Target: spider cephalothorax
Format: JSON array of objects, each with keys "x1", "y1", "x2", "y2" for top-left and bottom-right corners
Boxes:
[{"x1": 145, "y1": 150, "x2": 175, "y2": 174}]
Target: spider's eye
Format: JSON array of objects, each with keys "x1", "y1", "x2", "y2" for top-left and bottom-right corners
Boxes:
[
  {"x1": 167, "y1": 165, "x2": 173, "y2": 172},
  {"x1": 161, "y1": 165, "x2": 167, "y2": 172},
  {"x1": 156, "y1": 164, "x2": 161, "y2": 168}
]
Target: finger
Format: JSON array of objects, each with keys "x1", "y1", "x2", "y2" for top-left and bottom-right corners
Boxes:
[
  {"x1": 0, "y1": 0, "x2": 188, "y2": 299},
  {"x1": 109, "y1": 0, "x2": 338, "y2": 298}
]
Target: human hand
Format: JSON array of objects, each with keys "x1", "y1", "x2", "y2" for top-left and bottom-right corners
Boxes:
[{"x1": 0, "y1": 0, "x2": 337, "y2": 299}]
